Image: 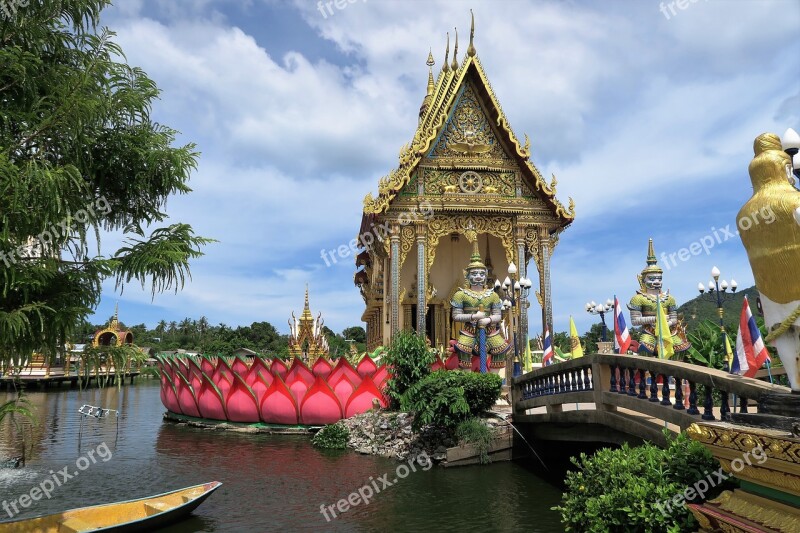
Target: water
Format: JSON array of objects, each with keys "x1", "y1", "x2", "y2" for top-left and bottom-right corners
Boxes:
[{"x1": 0, "y1": 381, "x2": 564, "y2": 532}]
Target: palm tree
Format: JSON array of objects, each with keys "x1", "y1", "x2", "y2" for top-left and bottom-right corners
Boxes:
[
  {"x1": 156, "y1": 320, "x2": 167, "y2": 335},
  {"x1": 198, "y1": 316, "x2": 209, "y2": 353}
]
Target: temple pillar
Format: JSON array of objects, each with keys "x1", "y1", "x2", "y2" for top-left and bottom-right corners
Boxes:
[
  {"x1": 516, "y1": 225, "x2": 528, "y2": 359},
  {"x1": 416, "y1": 222, "x2": 427, "y2": 335},
  {"x1": 538, "y1": 227, "x2": 553, "y2": 336},
  {"x1": 390, "y1": 225, "x2": 400, "y2": 336}
]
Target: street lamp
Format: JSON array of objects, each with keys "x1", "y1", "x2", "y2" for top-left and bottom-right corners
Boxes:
[
  {"x1": 697, "y1": 266, "x2": 737, "y2": 370},
  {"x1": 494, "y1": 262, "x2": 532, "y2": 377},
  {"x1": 585, "y1": 298, "x2": 613, "y2": 342},
  {"x1": 780, "y1": 128, "x2": 800, "y2": 186}
]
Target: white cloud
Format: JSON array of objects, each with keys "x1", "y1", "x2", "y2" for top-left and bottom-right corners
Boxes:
[{"x1": 92, "y1": 0, "x2": 799, "y2": 338}]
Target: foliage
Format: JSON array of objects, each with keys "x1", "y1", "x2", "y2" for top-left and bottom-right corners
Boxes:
[
  {"x1": 312, "y1": 421, "x2": 350, "y2": 449},
  {"x1": 401, "y1": 370, "x2": 502, "y2": 430},
  {"x1": 555, "y1": 431, "x2": 727, "y2": 533},
  {"x1": 79, "y1": 344, "x2": 148, "y2": 387},
  {"x1": 382, "y1": 331, "x2": 436, "y2": 408},
  {"x1": 684, "y1": 320, "x2": 730, "y2": 370},
  {"x1": 455, "y1": 417, "x2": 496, "y2": 464},
  {"x1": 0, "y1": 0, "x2": 212, "y2": 368}
]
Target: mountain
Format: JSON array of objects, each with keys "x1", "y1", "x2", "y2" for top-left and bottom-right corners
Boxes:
[{"x1": 676, "y1": 285, "x2": 760, "y2": 331}]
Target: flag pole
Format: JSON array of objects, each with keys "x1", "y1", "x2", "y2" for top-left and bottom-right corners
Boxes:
[{"x1": 766, "y1": 358, "x2": 774, "y2": 384}]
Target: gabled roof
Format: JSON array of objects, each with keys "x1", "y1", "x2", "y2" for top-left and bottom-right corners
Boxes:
[{"x1": 362, "y1": 27, "x2": 575, "y2": 226}]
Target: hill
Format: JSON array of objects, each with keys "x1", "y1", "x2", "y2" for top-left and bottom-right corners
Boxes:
[{"x1": 676, "y1": 285, "x2": 759, "y2": 331}]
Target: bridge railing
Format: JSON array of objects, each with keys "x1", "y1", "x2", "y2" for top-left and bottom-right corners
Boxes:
[{"x1": 512, "y1": 354, "x2": 789, "y2": 433}]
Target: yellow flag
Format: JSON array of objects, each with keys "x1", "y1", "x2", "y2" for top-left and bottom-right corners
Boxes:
[
  {"x1": 654, "y1": 296, "x2": 674, "y2": 359},
  {"x1": 724, "y1": 334, "x2": 733, "y2": 369},
  {"x1": 523, "y1": 337, "x2": 532, "y2": 372},
  {"x1": 569, "y1": 316, "x2": 584, "y2": 358}
]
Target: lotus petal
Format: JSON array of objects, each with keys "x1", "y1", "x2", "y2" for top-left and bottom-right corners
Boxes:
[
  {"x1": 160, "y1": 370, "x2": 182, "y2": 414},
  {"x1": 247, "y1": 357, "x2": 271, "y2": 387},
  {"x1": 300, "y1": 376, "x2": 344, "y2": 425},
  {"x1": 200, "y1": 356, "x2": 215, "y2": 375},
  {"x1": 187, "y1": 357, "x2": 203, "y2": 391},
  {"x1": 212, "y1": 357, "x2": 233, "y2": 387},
  {"x1": 345, "y1": 376, "x2": 387, "y2": 418},
  {"x1": 356, "y1": 356, "x2": 377, "y2": 377},
  {"x1": 226, "y1": 373, "x2": 260, "y2": 423},
  {"x1": 260, "y1": 375, "x2": 299, "y2": 425},
  {"x1": 231, "y1": 356, "x2": 249, "y2": 375},
  {"x1": 311, "y1": 358, "x2": 333, "y2": 379},
  {"x1": 197, "y1": 372, "x2": 227, "y2": 420},
  {"x1": 286, "y1": 358, "x2": 314, "y2": 387},
  {"x1": 372, "y1": 366, "x2": 390, "y2": 390},
  {"x1": 431, "y1": 358, "x2": 443, "y2": 372},
  {"x1": 176, "y1": 357, "x2": 190, "y2": 380},
  {"x1": 251, "y1": 371, "x2": 272, "y2": 405},
  {"x1": 328, "y1": 358, "x2": 360, "y2": 387},
  {"x1": 287, "y1": 374, "x2": 309, "y2": 405},
  {"x1": 330, "y1": 373, "x2": 357, "y2": 407},
  {"x1": 174, "y1": 372, "x2": 200, "y2": 417},
  {"x1": 270, "y1": 358, "x2": 288, "y2": 380}
]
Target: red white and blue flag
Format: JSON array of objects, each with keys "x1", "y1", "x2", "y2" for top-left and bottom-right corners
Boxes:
[
  {"x1": 613, "y1": 295, "x2": 631, "y2": 354},
  {"x1": 732, "y1": 296, "x2": 770, "y2": 377},
  {"x1": 542, "y1": 327, "x2": 554, "y2": 366}
]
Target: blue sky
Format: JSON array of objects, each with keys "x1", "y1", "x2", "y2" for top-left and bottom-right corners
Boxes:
[{"x1": 89, "y1": 0, "x2": 800, "y2": 338}]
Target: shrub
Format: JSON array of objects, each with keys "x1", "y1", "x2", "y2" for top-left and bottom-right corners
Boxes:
[
  {"x1": 555, "y1": 431, "x2": 728, "y2": 533},
  {"x1": 456, "y1": 418, "x2": 496, "y2": 464},
  {"x1": 312, "y1": 422, "x2": 350, "y2": 449},
  {"x1": 382, "y1": 331, "x2": 436, "y2": 408},
  {"x1": 401, "y1": 370, "x2": 503, "y2": 430}
]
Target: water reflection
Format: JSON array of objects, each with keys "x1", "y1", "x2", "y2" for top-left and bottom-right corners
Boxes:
[{"x1": 1, "y1": 382, "x2": 564, "y2": 532}]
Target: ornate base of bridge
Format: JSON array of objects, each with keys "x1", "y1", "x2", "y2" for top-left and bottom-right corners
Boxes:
[{"x1": 687, "y1": 421, "x2": 800, "y2": 533}]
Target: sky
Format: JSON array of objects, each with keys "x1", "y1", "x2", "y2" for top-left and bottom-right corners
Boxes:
[{"x1": 88, "y1": 0, "x2": 800, "y2": 338}]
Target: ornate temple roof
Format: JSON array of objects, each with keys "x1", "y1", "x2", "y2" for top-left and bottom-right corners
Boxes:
[
  {"x1": 92, "y1": 304, "x2": 133, "y2": 347},
  {"x1": 361, "y1": 12, "x2": 575, "y2": 225}
]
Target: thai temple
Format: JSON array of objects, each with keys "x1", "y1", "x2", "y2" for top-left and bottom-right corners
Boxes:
[
  {"x1": 287, "y1": 286, "x2": 329, "y2": 364},
  {"x1": 354, "y1": 12, "x2": 574, "y2": 359},
  {"x1": 92, "y1": 304, "x2": 134, "y2": 347}
]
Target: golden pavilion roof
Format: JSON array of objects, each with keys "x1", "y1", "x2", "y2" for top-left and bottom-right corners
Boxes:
[{"x1": 361, "y1": 13, "x2": 575, "y2": 224}]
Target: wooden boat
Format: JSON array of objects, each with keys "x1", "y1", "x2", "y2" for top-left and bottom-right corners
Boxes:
[{"x1": 0, "y1": 481, "x2": 221, "y2": 532}]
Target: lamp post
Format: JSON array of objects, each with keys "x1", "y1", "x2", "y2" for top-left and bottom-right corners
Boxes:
[
  {"x1": 780, "y1": 128, "x2": 800, "y2": 187},
  {"x1": 494, "y1": 262, "x2": 532, "y2": 378},
  {"x1": 697, "y1": 266, "x2": 737, "y2": 370},
  {"x1": 585, "y1": 299, "x2": 613, "y2": 342}
]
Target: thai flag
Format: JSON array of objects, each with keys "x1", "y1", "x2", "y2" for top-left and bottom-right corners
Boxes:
[
  {"x1": 733, "y1": 296, "x2": 770, "y2": 378},
  {"x1": 542, "y1": 327, "x2": 554, "y2": 366},
  {"x1": 613, "y1": 295, "x2": 631, "y2": 354}
]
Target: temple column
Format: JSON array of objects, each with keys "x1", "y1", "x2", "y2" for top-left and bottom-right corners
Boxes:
[
  {"x1": 416, "y1": 221, "x2": 427, "y2": 336},
  {"x1": 516, "y1": 225, "x2": 528, "y2": 360},
  {"x1": 390, "y1": 225, "x2": 400, "y2": 337},
  {"x1": 538, "y1": 227, "x2": 553, "y2": 337}
]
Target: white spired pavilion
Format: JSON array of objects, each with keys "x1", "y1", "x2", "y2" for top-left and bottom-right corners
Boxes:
[{"x1": 354, "y1": 14, "x2": 574, "y2": 355}]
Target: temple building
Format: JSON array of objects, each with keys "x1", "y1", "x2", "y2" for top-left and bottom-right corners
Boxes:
[
  {"x1": 355, "y1": 14, "x2": 574, "y2": 353},
  {"x1": 287, "y1": 286, "x2": 329, "y2": 364},
  {"x1": 92, "y1": 305, "x2": 134, "y2": 347}
]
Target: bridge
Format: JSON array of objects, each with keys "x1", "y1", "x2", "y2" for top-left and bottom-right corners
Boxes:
[{"x1": 511, "y1": 354, "x2": 791, "y2": 447}]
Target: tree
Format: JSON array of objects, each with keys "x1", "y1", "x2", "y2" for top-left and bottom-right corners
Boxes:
[
  {"x1": 0, "y1": 1, "x2": 212, "y2": 367},
  {"x1": 342, "y1": 326, "x2": 366, "y2": 344}
]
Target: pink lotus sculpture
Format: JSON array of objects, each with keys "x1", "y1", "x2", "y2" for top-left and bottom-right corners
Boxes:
[{"x1": 157, "y1": 354, "x2": 394, "y2": 426}]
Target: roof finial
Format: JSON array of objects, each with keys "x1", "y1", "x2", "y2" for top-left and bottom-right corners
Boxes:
[
  {"x1": 451, "y1": 27, "x2": 459, "y2": 71},
  {"x1": 467, "y1": 9, "x2": 476, "y2": 57},
  {"x1": 442, "y1": 32, "x2": 450, "y2": 73},
  {"x1": 425, "y1": 49, "x2": 434, "y2": 95},
  {"x1": 304, "y1": 283, "x2": 310, "y2": 310}
]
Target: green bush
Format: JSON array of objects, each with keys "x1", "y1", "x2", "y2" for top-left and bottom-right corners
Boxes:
[
  {"x1": 555, "y1": 431, "x2": 728, "y2": 532},
  {"x1": 456, "y1": 418, "x2": 495, "y2": 464},
  {"x1": 382, "y1": 331, "x2": 436, "y2": 408},
  {"x1": 312, "y1": 422, "x2": 350, "y2": 449},
  {"x1": 401, "y1": 370, "x2": 502, "y2": 430}
]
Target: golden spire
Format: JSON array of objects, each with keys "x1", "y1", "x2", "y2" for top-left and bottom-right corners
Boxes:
[
  {"x1": 301, "y1": 284, "x2": 313, "y2": 320},
  {"x1": 420, "y1": 49, "x2": 435, "y2": 118},
  {"x1": 467, "y1": 9, "x2": 476, "y2": 57},
  {"x1": 442, "y1": 32, "x2": 450, "y2": 73},
  {"x1": 110, "y1": 301, "x2": 119, "y2": 328},
  {"x1": 451, "y1": 27, "x2": 459, "y2": 71}
]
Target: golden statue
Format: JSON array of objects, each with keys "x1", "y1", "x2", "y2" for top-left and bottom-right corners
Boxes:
[
  {"x1": 738, "y1": 133, "x2": 800, "y2": 391},
  {"x1": 628, "y1": 239, "x2": 691, "y2": 356}
]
